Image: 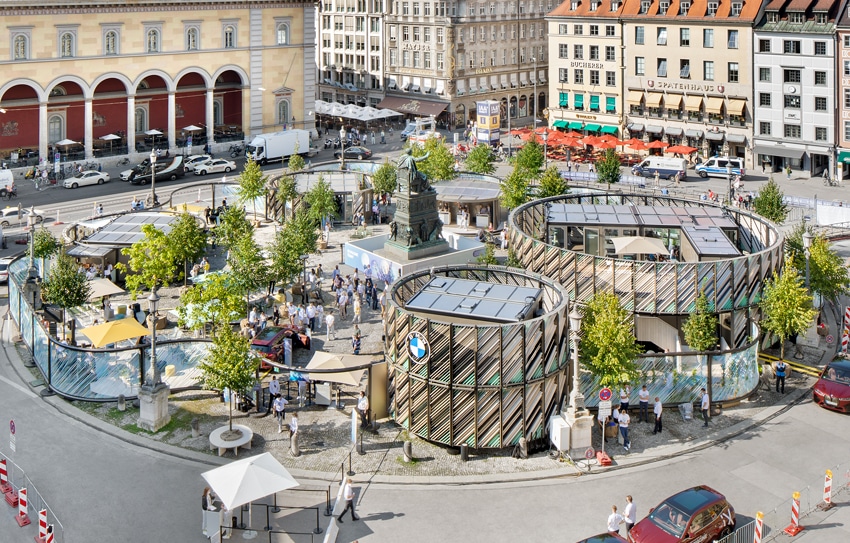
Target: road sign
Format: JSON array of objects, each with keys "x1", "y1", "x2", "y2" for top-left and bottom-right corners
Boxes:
[
  {"x1": 584, "y1": 447, "x2": 595, "y2": 459},
  {"x1": 598, "y1": 400, "x2": 612, "y2": 418},
  {"x1": 599, "y1": 388, "x2": 613, "y2": 402},
  {"x1": 10, "y1": 420, "x2": 15, "y2": 435},
  {"x1": 9, "y1": 420, "x2": 15, "y2": 453}
]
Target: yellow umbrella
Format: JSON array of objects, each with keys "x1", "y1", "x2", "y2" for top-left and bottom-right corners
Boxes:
[
  {"x1": 304, "y1": 351, "x2": 370, "y2": 386},
  {"x1": 79, "y1": 318, "x2": 152, "y2": 348}
]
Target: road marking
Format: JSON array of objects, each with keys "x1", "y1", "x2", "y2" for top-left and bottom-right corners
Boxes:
[{"x1": 0, "y1": 374, "x2": 38, "y2": 399}]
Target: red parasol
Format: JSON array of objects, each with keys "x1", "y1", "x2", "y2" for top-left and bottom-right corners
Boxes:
[
  {"x1": 646, "y1": 140, "x2": 670, "y2": 149},
  {"x1": 564, "y1": 131, "x2": 583, "y2": 138},
  {"x1": 628, "y1": 140, "x2": 648, "y2": 151},
  {"x1": 665, "y1": 145, "x2": 699, "y2": 154},
  {"x1": 595, "y1": 140, "x2": 618, "y2": 149}
]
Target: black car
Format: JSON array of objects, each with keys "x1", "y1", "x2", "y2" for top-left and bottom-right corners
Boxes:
[{"x1": 334, "y1": 146, "x2": 373, "y2": 160}]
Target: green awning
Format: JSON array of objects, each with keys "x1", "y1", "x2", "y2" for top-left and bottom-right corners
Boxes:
[
  {"x1": 559, "y1": 92, "x2": 569, "y2": 108},
  {"x1": 553, "y1": 120, "x2": 569, "y2": 128},
  {"x1": 606, "y1": 97, "x2": 616, "y2": 112},
  {"x1": 600, "y1": 125, "x2": 619, "y2": 135},
  {"x1": 839, "y1": 150, "x2": 850, "y2": 163},
  {"x1": 574, "y1": 95, "x2": 584, "y2": 108},
  {"x1": 589, "y1": 95, "x2": 600, "y2": 110},
  {"x1": 569, "y1": 121, "x2": 584, "y2": 130},
  {"x1": 585, "y1": 124, "x2": 601, "y2": 132}
]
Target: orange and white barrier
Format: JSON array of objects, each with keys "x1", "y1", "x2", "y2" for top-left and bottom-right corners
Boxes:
[
  {"x1": 35, "y1": 508, "x2": 48, "y2": 542},
  {"x1": 820, "y1": 469, "x2": 834, "y2": 511},
  {"x1": 0, "y1": 458, "x2": 11, "y2": 494},
  {"x1": 753, "y1": 511, "x2": 764, "y2": 543},
  {"x1": 783, "y1": 491, "x2": 803, "y2": 536},
  {"x1": 45, "y1": 524, "x2": 54, "y2": 543},
  {"x1": 842, "y1": 307, "x2": 850, "y2": 353},
  {"x1": 15, "y1": 487, "x2": 31, "y2": 527}
]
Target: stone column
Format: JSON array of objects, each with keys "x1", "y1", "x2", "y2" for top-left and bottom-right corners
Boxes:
[
  {"x1": 38, "y1": 101, "x2": 48, "y2": 162},
  {"x1": 84, "y1": 98, "x2": 93, "y2": 159},
  {"x1": 126, "y1": 95, "x2": 136, "y2": 154},
  {"x1": 167, "y1": 91, "x2": 176, "y2": 151},
  {"x1": 206, "y1": 89, "x2": 215, "y2": 144}
]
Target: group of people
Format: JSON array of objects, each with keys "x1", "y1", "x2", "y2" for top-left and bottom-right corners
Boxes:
[
  {"x1": 327, "y1": 265, "x2": 384, "y2": 352},
  {"x1": 607, "y1": 495, "x2": 638, "y2": 536},
  {"x1": 189, "y1": 257, "x2": 211, "y2": 279}
]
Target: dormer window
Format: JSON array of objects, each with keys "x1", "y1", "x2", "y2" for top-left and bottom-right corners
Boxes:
[
  {"x1": 707, "y1": 2, "x2": 718, "y2": 16},
  {"x1": 788, "y1": 12, "x2": 804, "y2": 24},
  {"x1": 659, "y1": 1, "x2": 669, "y2": 14},
  {"x1": 730, "y1": 2, "x2": 742, "y2": 16},
  {"x1": 680, "y1": 1, "x2": 690, "y2": 15},
  {"x1": 639, "y1": 0, "x2": 650, "y2": 14},
  {"x1": 570, "y1": 0, "x2": 578, "y2": 9},
  {"x1": 611, "y1": 1, "x2": 619, "y2": 10},
  {"x1": 767, "y1": 11, "x2": 778, "y2": 23},
  {"x1": 815, "y1": 13, "x2": 827, "y2": 24},
  {"x1": 590, "y1": 0, "x2": 599, "y2": 10}
]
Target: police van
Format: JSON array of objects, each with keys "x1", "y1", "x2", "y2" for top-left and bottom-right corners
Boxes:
[
  {"x1": 695, "y1": 156, "x2": 745, "y2": 179},
  {"x1": 631, "y1": 156, "x2": 688, "y2": 181}
]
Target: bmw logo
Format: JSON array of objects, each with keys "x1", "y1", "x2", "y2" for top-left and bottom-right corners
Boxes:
[{"x1": 407, "y1": 331, "x2": 430, "y2": 365}]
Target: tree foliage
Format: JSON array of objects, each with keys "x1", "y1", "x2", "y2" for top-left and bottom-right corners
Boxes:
[
  {"x1": 537, "y1": 165, "x2": 568, "y2": 198},
  {"x1": 288, "y1": 153, "x2": 306, "y2": 173},
  {"x1": 41, "y1": 252, "x2": 91, "y2": 343},
  {"x1": 236, "y1": 157, "x2": 269, "y2": 221},
  {"x1": 371, "y1": 160, "x2": 398, "y2": 196},
  {"x1": 116, "y1": 224, "x2": 176, "y2": 297},
  {"x1": 752, "y1": 177, "x2": 788, "y2": 224},
  {"x1": 269, "y1": 209, "x2": 318, "y2": 286},
  {"x1": 477, "y1": 243, "x2": 498, "y2": 265},
  {"x1": 32, "y1": 227, "x2": 60, "y2": 271},
  {"x1": 683, "y1": 294, "x2": 718, "y2": 353},
  {"x1": 411, "y1": 136, "x2": 456, "y2": 182},
  {"x1": 168, "y1": 212, "x2": 208, "y2": 286},
  {"x1": 196, "y1": 327, "x2": 259, "y2": 431},
  {"x1": 275, "y1": 173, "x2": 299, "y2": 221},
  {"x1": 499, "y1": 167, "x2": 532, "y2": 209},
  {"x1": 595, "y1": 149, "x2": 622, "y2": 186},
  {"x1": 513, "y1": 137, "x2": 544, "y2": 177},
  {"x1": 227, "y1": 235, "x2": 269, "y2": 307},
  {"x1": 465, "y1": 144, "x2": 496, "y2": 174},
  {"x1": 786, "y1": 226, "x2": 850, "y2": 303},
  {"x1": 216, "y1": 205, "x2": 253, "y2": 250},
  {"x1": 759, "y1": 268, "x2": 817, "y2": 359},
  {"x1": 304, "y1": 175, "x2": 338, "y2": 226},
  {"x1": 177, "y1": 273, "x2": 244, "y2": 333},
  {"x1": 579, "y1": 292, "x2": 642, "y2": 387}
]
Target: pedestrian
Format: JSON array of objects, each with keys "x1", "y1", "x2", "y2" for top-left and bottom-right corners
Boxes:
[
  {"x1": 326, "y1": 312, "x2": 336, "y2": 340},
  {"x1": 618, "y1": 408, "x2": 631, "y2": 451},
  {"x1": 273, "y1": 394, "x2": 288, "y2": 433},
  {"x1": 653, "y1": 397, "x2": 663, "y2": 434},
  {"x1": 700, "y1": 387, "x2": 710, "y2": 427},
  {"x1": 786, "y1": 165, "x2": 792, "y2": 179},
  {"x1": 381, "y1": 129, "x2": 386, "y2": 144},
  {"x1": 265, "y1": 376, "x2": 280, "y2": 414},
  {"x1": 619, "y1": 384, "x2": 631, "y2": 413},
  {"x1": 357, "y1": 391, "x2": 370, "y2": 428},
  {"x1": 638, "y1": 385, "x2": 650, "y2": 422},
  {"x1": 352, "y1": 331, "x2": 361, "y2": 355},
  {"x1": 202, "y1": 487, "x2": 218, "y2": 537},
  {"x1": 775, "y1": 360, "x2": 787, "y2": 393},
  {"x1": 607, "y1": 504, "x2": 624, "y2": 535},
  {"x1": 337, "y1": 478, "x2": 360, "y2": 522},
  {"x1": 353, "y1": 297, "x2": 362, "y2": 324},
  {"x1": 588, "y1": 162, "x2": 595, "y2": 174},
  {"x1": 624, "y1": 495, "x2": 637, "y2": 533},
  {"x1": 370, "y1": 131, "x2": 376, "y2": 145}
]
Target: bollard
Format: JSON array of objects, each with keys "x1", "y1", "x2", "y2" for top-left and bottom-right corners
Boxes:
[
  {"x1": 290, "y1": 431, "x2": 301, "y2": 457},
  {"x1": 45, "y1": 524, "x2": 54, "y2": 543},
  {"x1": 753, "y1": 511, "x2": 764, "y2": 543},
  {"x1": 518, "y1": 437, "x2": 528, "y2": 459},
  {"x1": 403, "y1": 440, "x2": 413, "y2": 462},
  {"x1": 0, "y1": 458, "x2": 11, "y2": 494},
  {"x1": 783, "y1": 491, "x2": 804, "y2": 536},
  {"x1": 36, "y1": 508, "x2": 48, "y2": 541},
  {"x1": 191, "y1": 417, "x2": 200, "y2": 439},
  {"x1": 820, "y1": 469, "x2": 834, "y2": 511},
  {"x1": 460, "y1": 444, "x2": 469, "y2": 462},
  {"x1": 117, "y1": 394, "x2": 126, "y2": 412},
  {"x1": 15, "y1": 487, "x2": 30, "y2": 527}
]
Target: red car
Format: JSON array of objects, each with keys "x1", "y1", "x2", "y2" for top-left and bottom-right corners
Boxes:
[
  {"x1": 813, "y1": 359, "x2": 850, "y2": 413},
  {"x1": 577, "y1": 534, "x2": 628, "y2": 543},
  {"x1": 629, "y1": 486, "x2": 735, "y2": 543}
]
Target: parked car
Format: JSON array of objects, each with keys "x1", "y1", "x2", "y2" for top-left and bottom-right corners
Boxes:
[
  {"x1": 628, "y1": 486, "x2": 735, "y2": 543},
  {"x1": 63, "y1": 170, "x2": 110, "y2": 188},
  {"x1": 183, "y1": 154, "x2": 212, "y2": 172},
  {"x1": 334, "y1": 146, "x2": 373, "y2": 160},
  {"x1": 813, "y1": 358, "x2": 850, "y2": 413},
  {"x1": 577, "y1": 534, "x2": 628, "y2": 543},
  {"x1": 0, "y1": 256, "x2": 12, "y2": 283},
  {"x1": 0, "y1": 207, "x2": 45, "y2": 227},
  {"x1": 193, "y1": 158, "x2": 236, "y2": 176}
]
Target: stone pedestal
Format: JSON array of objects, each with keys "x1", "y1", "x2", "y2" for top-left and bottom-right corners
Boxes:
[
  {"x1": 565, "y1": 410, "x2": 594, "y2": 458},
  {"x1": 137, "y1": 383, "x2": 171, "y2": 432},
  {"x1": 385, "y1": 184, "x2": 447, "y2": 259}
]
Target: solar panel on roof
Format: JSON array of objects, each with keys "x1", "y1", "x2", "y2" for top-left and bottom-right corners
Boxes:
[{"x1": 405, "y1": 276, "x2": 542, "y2": 323}]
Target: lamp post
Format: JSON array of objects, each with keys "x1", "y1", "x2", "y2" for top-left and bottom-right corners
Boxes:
[
  {"x1": 567, "y1": 302, "x2": 586, "y2": 415},
  {"x1": 542, "y1": 129, "x2": 549, "y2": 169},
  {"x1": 149, "y1": 151, "x2": 158, "y2": 207},
  {"x1": 339, "y1": 127, "x2": 347, "y2": 169},
  {"x1": 137, "y1": 287, "x2": 170, "y2": 431},
  {"x1": 803, "y1": 229, "x2": 813, "y2": 291},
  {"x1": 300, "y1": 254, "x2": 309, "y2": 304},
  {"x1": 532, "y1": 56, "x2": 538, "y2": 131},
  {"x1": 147, "y1": 289, "x2": 161, "y2": 386}
]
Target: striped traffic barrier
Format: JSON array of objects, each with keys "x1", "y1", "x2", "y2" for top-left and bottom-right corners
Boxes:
[
  {"x1": 44, "y1": 524, "x2": 54, "y2": 543},
  {"x1": 15, "y1": 487, "x2": 31, "y2": 527},
  {"x1": 0, "y1": 458, "x2": 11, "y2": 494},
  {"x1": 842, "y1": 306, "x2": 850, "y2": 353},
  {"x1": 783, "y1": 491, "x2": 804, "y2": 536},
  {"x1": 35, "y1": 508, "x2": 47, "y2": 542},
  {"x1": 753, "y1": 511, "x2": 764, "y2": 543},
  {"x1": 819, "y1": 469, "x2": 834, "y2": 511}
]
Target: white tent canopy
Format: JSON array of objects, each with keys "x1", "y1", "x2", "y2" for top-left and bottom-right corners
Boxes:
[
  {"x1": 611, "y1": 236, "x2": 668, "y2": 255},
  {"x1": 315, "y1": 100, "x2": 401, "y2": 121},
  {"x1": 305, "y1": 351, "x2": 369, "y2": 386},
  {"x1": 201, "y1": 452, "x2": 299, "y2": 511},
  {"x1": 87, "y1": 277, "x2": 125, "y2": 301}
]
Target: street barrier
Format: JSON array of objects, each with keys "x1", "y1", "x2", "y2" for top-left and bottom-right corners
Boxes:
[
  {"x1": 0, "y1": 452, "x2": 64, "y2": 543},
  {"x1": 754, "y1": 512, "x2": 764, "y2": 543},
  {"x1": 0, "y1": 457, "x2": 11, "y2": 493},
  {"x1": 782, "y1": 491, "x2": 803, "y2": 536},
  {"x1": 16, "y1": 487, "x2": 31, "y2": 526},
  {"x1": 819, "y1": 470, "x2": 834, "y2": 511},
  {"x1": 36, "y1": 508, "x2": 48, "y2": 541}
]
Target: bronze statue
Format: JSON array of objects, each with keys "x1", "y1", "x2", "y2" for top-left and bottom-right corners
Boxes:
[
  {"x1": 396, "y1": 148, "x2": 431, "y2": 193},
  {"x1": 419, "y1": 220, "x2": 429, "y2": 244},
  {"x1": 389, "y1": 220, "x2": 398, "y2": 241},
  {"x1": 430, "y1": 221, "x2": 443, "y2": 241}
]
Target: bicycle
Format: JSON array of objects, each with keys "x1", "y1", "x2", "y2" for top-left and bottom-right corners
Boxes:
[
  {"x1": 84, "y1": 161, "x2": 99, "y2": 171},
  {"x1": 824, "y1": 173, "x2": 840, "y2": 187}
]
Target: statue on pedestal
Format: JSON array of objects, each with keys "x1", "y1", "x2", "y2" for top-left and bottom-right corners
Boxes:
[{"x1": 397, "y1": 148, "x2": 432, "y2": 193}]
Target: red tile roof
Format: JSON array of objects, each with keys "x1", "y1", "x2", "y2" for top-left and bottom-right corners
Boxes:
[{"x1": 549, "y1": 0, "x2": 625, "y2": 17}]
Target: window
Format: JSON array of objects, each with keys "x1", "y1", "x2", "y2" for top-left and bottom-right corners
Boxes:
[
  {"x1": 707, "y1": 2, "x2": 718, "y2": 15},
  {"x1": 815, "y1": 127, "x2": 828, "y2": 141},
  {"x1": 815, "y1": 42, "x2": 827, "y2": 56},
  {"x1": 425, "y1": 27, "x2": 431, "y2": 42},
  {"x1": 680, "y1": 1, "x2": 690, "y2": 14},
  {"x1": 783, "y1": 69, "x2": 801, "y2": 83},
  {"x1": 657, "y1": 27, "x2": 667, "y2": 46},
  {"x1": 559, "y1": 24, "x2": 568, "y2": 34},
  {"x1": 60, "y1": 32, "x2": 75, "y2": 58},
  {"x1": 559, "y1": 91, "x2": 569, "y2": 107},
  {"x1": 635, "y1": 57, "x2": 645, "y2": 75},
  {"x1": 104, "y1": 29, "x2": 119, "y2": 55},
  {"x1": 788, "y1": 12, "x2": 803, "y2": 24},
  {"x1": 224, "y1": 25, "x2": 235, "y2": 48},
  {"x1": 657, "y1": 58, "x2": 667, "y2": 77},
  {"x1": 559, "y1": 68, "x2": 569, "y2": 82},
  {"x1": 703, "y1": 29, "x2": 713, "y2": 48},
  {"x1": 815, "y1": 97, "x2": 827, "y2": 111},
  {"x1": 590, "y1": 25, "x2": 599, "y2": 36},
  {"x1": 704, "y1": 61, "x2": 714, "y2": 80},
  {"x1": 635, "y1": 26, "x2": 644, "y2": 45},
  {"x1": 844, "y1": 61, "x2": 850, "y2": 76},
  {"x1": 403, "y1": 26, "x2": 409, "y2": 41},
  {"x1": 186, "y1": 27, "x2": 199, "y2": 50},
  {"x1": 277, "y1": 100, "x2": 290, "y2": 125},
  {"x1": 759, "y1": 122, "x2": 771, "y2": 136},
  {"x1": 413, "y1": 2, "x2": 420, "y2": 14},
  {"x1": 606, "y1": 71, "x2": 616, "y2": 86},
  {"x1": 730, "y1": 1, "x2": 742, "y2": 16},
  {"x1": 590, "y1": 45, "x2": 599, "y2": 61},
  {"x1": 784, "y1": 95, "x2": 800, "y2": 108},
  {"x1": 437, "y1": 28, "x2": 443, "y2": 44},
  {"x1": 606, "y1": 25, "x2": 615, "y2": 37},
  {"x1": 783, "y1": 40, "x2": 801, "y2": 54},
  {"x1": 437, "y1": 52, "x2": 444, "y2": 70},
  {"x1": 12, "y1": 34, "x2": 28, "y2": 60},
  {"x1": 48, "y1": 115, "x2": 64, "y2": 144},
  {"x1": 767, "y1": 11, "x2": 778, "y2": 23},
  {"x1": 146, "y1": 28, "x2": 160, "y2": 52},
  {"x1": 759, "y1": 93, "x2": 771, "y2": 107},
  {"x1": 784, "y1": 124, "x2": 801, "y2": 138},
  {"x1": 813, "y1": 71, "x2": 826, "y2": 86},
  {"x1": 846, "y1": 121, "x2": 850, "y2": 141},
  {"x1": 590, "y1": 70, "x2": 600, "y2": 85},
  {"x1": 845, "y1": 35, "x2": 850, "y2": 48},
  {"x1": 759, "y1": 67, "x2": 771, "y2": 82},
  {"x1": 574, "y1": 69, "x2": 584, "y2": 84},
  {"x1": 659, "y1": 0, "x2": 669, "y2": 14},
  {"x1": 639, "y1": 0, "x2": 650, "y2": 14},
  {"x1": 403, "y1": 1, "x2": 409, "y2": 14},
  {"x1": 845, "y1": 89, "x2": 850, "y2": 108},
  {"x1": 680, "y1": 59, "x2": 690, "y2": 78},
  {"x1": 605, "y1": 46, "x2": 615, "y2": 61},
  {"x1": 414, "y1": 27, "x2": 420, "y2": 41},
  {"x1": 727, "y1": 30, "x2": 738, "y2": 49},
  {"x1": 728, "y1": 62, "x2": 739, "y2": 82},
  {"x1": 574, "y1": 24, "x2": 583, "y2": 35},
  {"x1": 574, "y1": 44, "x2": 583, "y2": 59},
  {"x1": 680, "y1": 28, "x2": 690, "y2": 47},
  {"x1": 277, "y1": 23, "x2": 289, "y2": 45},
  {"x1": 759, "y1": 39, "x2": 770, "y2": 53}
]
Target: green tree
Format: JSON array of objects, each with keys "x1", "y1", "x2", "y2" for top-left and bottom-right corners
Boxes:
[
  {"x1": 477, "y1": 243, "x2": 498, "y2": 265},
  {"x1": 465, "y1": 144, "x2": 496, "y2": 174},
  {"x1": 371, "y1": 160, "x2": 398, "y2": 197},
  {"x1": 116, "y1": 224, "x2": 176, "y2": 298},
  {"x1": 411, "y1": 136, "x2": 456, "y2": 182},
  {"x1": 304, "y1": 175, "x2": 338, "y2": 228},
  {"x1": 227, "y1": 235, "x2": 269, "y2": 315},
  {"x1": 216, "y1": 205, "x2": 253, "y2": 250},
  {"x1": 752, "y1": 177, "x2": 789, "y2": 224},
  {"x1": 579, "y1": 292, "x2": 642, "y2": 387},
  {"x1": 513, "y1": 137, "x2": 544, "y2": 177},
  {"x1": 499, "y1": 167, "x2": 532, "y2": 210},
  {"x1": 236, "y1": 157, "x2": 268, "y2": 222},
  {"x1": 41, "y1": 252, "x2": 91, "y2": 344},
  {"x1": 168, "y1": 212, "x2": 207, "y2": 286},
  {"x1": 682, "y1": 293, "x2": 719, "y2": 400},
  {"x1": 32, "y1": 227, "x2": 60, "y2": 272},
  {"x1": 506, "y1": 248, "x2": 523, "y2": 269},
  {"x1": 760, "y1": 268, "x2": 817, "y2": 359},
  {"x1": 595, "y1": 149, "x2": 622, "y2": 186},
  {"x1": 288, "y1": 153, "x2": 306, "y2": 173},
  {"x1": 268, "y1": 209, "x2": 318, "y2": 290},
  {"x1": 275, "y1": 173, "x2": 299, "y2": 222},
  {"x1": 537, "y1": 165, "x2": 568, "y2": 198},
  {"x1": 786, "y1": 226, "x2": 850, "y2": 304},
  {"x1": 177, "y1": 273, "x2": 243, "y2": 334},
  {"x1": 196, "y1": 327, "x2": 259, "y2": 432}
]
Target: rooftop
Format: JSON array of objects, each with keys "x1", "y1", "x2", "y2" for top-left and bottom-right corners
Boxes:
[{"x1": 404, "y1": 276, "x2": 543, "y2": 323}]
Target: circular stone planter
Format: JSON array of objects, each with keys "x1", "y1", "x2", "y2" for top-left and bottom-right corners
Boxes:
[{"x1": 209, "y1": 424, "x2": 254, "y2": 457}]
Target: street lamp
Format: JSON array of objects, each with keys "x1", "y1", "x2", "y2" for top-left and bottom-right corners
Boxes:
[
  {"x1": 147, "y1": 289, "x2": 161, "y2": 386},
  {"x1": 542, "y1": 129, "x2": 549, "y2": 169},
  {"x1": 567, "y1": 302, "x2": 586, "y2": 415},
  {"x1": 339, "y1": 127, "x2": 347, "y2": 169},
  {"x1": 802, "y1": 229, "x2": 813, "y2": 290},
  {"x1": 149, "y1": 151, "x2": 158, "y2": 207},
  {"x1": 300, "y1": 254, "x2": 310, "y2": 304}
]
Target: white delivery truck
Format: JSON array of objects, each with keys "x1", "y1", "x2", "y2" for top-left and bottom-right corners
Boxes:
[
  {"x1": 631, "y1": 156, "x2": 689, "y2": 181},
  {"x1": 246, "y1": 129, "x2": 311, "y2": 165}
]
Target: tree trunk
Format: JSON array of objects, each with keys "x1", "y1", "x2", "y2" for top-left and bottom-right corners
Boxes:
[
  {"x1": 61, "y1": 308, "x2": 66, "y2": 341},
  {"x1": 183, "y1": 259, "x2": 188, "y2": 287},
  {"x1": 705, "y1": 354, "x2": 713, "y2": 410},
  {"x1": 779, "y1": 336, "x2": 786, "y2": 361},
  {"x1": 228, "y1": 393, "x2": 233, "y2": 432}
]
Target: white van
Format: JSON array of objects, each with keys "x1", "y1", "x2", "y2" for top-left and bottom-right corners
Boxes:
[
  {"x1": 695, "y1": 156, "x2": 746, "y2": 179},
  {"x1": 631, "y1": 156, "x2": 689, "y2": 181}
]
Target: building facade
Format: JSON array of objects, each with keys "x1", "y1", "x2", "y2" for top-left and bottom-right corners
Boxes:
[
  {"x1": 382, "y1": 0, "x2": 550, "y2": 129},
  {"x1": 0, "y1": 0, "x2": 316, "y2": 164},
  {"x1": 753, "y1": 0, "x2": 836, "y2": 179},
  {"x1": 836, "y1": 0, "x2": 850, "y2": 180},
  {"x1": 316, "y1": 0, "x2": 387, "y2": 109}
]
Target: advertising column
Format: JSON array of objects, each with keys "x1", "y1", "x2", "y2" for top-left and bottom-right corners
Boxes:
[{"x1": 476, "y1": 100, "x2": 501, "y2": 147}]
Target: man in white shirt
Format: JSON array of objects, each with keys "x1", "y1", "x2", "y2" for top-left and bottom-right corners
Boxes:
[
  {"x1": 638, "y1": 384, "x2": 650, "y2": 422},
  {"x1": 306, "y1": 303, "x2": 317, "y2": 332},
  {"x1": 265, "y1": 376, "x2": 280, "y2": 415},
  {"x1": 248, "y1": 307, "x2": 258, "y2": 326},
  {"x1": 700, "y1": 388, "x2": 710, "y2": 427},
  {"x1": 618, "y1": 409, "x2": 631, "y2": 452},
  {"x1": 653, "y1": 397, "x2": 663, "y2": 434},
  {"x1": 325, "y1": 313, "x2": 336, "y2": 340},
  {"x1": 337, "y1": 478, "x2": 360, "y2": 522},
  {"x1": 624, "y1": 495, "x2": 637, "y2": 533},
  {"x1": 357, "y1": 391, "x2": 370, "y2": 428},
  {"x1": 607, "y1": 504, "x2": 624, "y2": 535}
]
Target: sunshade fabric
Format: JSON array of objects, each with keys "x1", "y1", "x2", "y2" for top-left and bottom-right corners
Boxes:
[
  {"x1": 569, "y1": 121, "x2": 584, "y2": 130},
  {"x1": 600, "y1": 125, "x2": 619, "y2": 135},
  {"x1": 627, "y1": 90, "x2": 644, "y2": 105},
  {"x1": 79, "y1": 318, "x2": 151, "y2": 348},
  {"x1": 666, "y1": 95, "x2": 684, "y2": 108},
  {"x1": 376, "y1": 96, "x2": 448, "y2": 117},
  {"x1": 645, "y1": 93, "x2": 663, "y2": 107},
  {"x1": 584, "y1": 124, "x2": 601, "y2": 132},
  {"x1": 611, "y1": 236, "x2": 669, "y2": 254},
  {"x1": 685, "y1": 95, "x2": 704, "y2": 112},
  {"x1": 202, "y1": 453, "x2": 299, "y2": 511},
  {"x1": 304, "y1": 351, "x2": 369, "y2": 386},
  {"x1": 553, "y1": 120, "x2": 569, "y2": 128},
  {"x1": 606, "y1": 97, "x2": 616, "y2": 112},
  {"x1": 87, "y1": 278, "x2": 125, "y2": 301},
  {"x1": 705, "y1": 97, "x2": 724, "y2": 114},
  {"x1": 574, "y1": 95, "x2": 584, "y2": 108},
  {"x1": 727, "y1": 99, "x2": 747, "y2": 116},
  {"x1": 589, "y1": 95, "x2": 600, "y2": 110}
]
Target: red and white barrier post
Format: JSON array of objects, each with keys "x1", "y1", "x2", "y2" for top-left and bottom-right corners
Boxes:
[
  {"x1": 753, "y1": 511, "x2": 764, "y2": 543},
  {"x1": 0, "y1": 458, "x2": 11, "y2": 494},
  {"x1": 15, "y1": 487, "x2": 31, "y2": 527},
  {"x1": 35, "y1": 508, "x2": 48, "y2": 542},
  {"x1": 45, "y1": 524, "x2": 54, "y2": 543},
  {"x1": 783, "y1": 491, "x2": 804, "y2": 536},
  {"x1": 819, "y1": 469, "x2": 834, "y2": 511}
]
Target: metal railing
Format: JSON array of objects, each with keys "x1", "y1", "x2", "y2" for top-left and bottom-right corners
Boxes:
[{"x1": 0, "y1": 451, "x2": 65, "y2": 543}]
